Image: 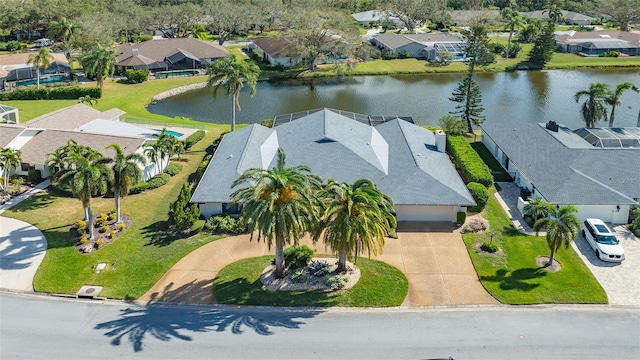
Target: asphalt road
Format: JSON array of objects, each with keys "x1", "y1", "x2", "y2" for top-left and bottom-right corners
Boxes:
[{"x1": 1, "y1": 292, "x2": 639, "y2": 360}]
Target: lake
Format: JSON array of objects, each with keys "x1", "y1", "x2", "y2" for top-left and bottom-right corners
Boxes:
[{"x1": 147, "y1": 69, "x2": 640, "y2": 129}]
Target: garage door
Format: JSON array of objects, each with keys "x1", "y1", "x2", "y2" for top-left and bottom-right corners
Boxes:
[{"x1": 395, "y1": 205, "x2": 455, "y2": 222}]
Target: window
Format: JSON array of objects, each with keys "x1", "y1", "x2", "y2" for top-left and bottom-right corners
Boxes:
[
  {"x1": 20, "y1": 162, "x2": 30, "y2": 172},
  {"x1": 222, "y1": 203, "x2": 240, "y2": 215}
]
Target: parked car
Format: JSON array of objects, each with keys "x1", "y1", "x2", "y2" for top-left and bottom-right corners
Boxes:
[
  {"x1": 34, "y1": 38, "x2": 53, "y2": 47},
  {"x1": 582, "y1": 218, "x2": 625, "y2": 262}
]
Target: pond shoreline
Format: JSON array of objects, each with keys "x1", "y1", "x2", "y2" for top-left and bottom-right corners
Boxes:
[{"x1": 151, "y1": 82, "x2": 208, "y2": 102}]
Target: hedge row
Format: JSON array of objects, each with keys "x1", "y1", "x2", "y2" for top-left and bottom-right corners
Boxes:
[
  {"x1": 0, "y1": 86, "x2": 102, "y2": 100},
  {"x1": 183, "y1": 130, "x2": 205, "y2": 149},
  {"x1": 446, "y1": 136, "x2": 493, "y2": 188}
]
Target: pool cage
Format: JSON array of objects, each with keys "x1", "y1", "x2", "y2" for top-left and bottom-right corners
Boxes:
[
  {"x1": 271, "y1": 108, "x2": 414, "y2": 127},
  {"x1": 574, "y1": 127, "x2": 640, "y2": 148}
]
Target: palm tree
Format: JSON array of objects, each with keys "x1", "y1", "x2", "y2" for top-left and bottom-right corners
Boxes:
[
  {"x1": 316, "y1": 178, "x2": 396, "y2": 272},
  {"x1": 606, "y1": 82, "x2": 639, "y2": 127},
  {"x1": 106, "y1": 143, "x2": 147, "y2": 223},
  {"x1": 207, "y1": 56, "x2": 260, "y2": 132},
  {"x1": 27, "y1": 47, "x2": 53, "y2": 89},
  {"x1": 45, "y1": 140, "x2": 86, "y2": 180},
  {"x1": 231, "y1": 148, "x2": 322, "y2": 278},
  {"x1": 0, "y1": 148, "x2": 21, "y2": 191},
  {"x1": 574, "y1": 83, "x2": 611, "y2": 128},
  {"x1": 147, "y1": 128, "x2": 174, "y2": 172},
  {"x1": 56, "y1": 151, "x2": 113, "y2": 240},
  {"x1": 533, "y1": 205, "x2": 581, "y2": 268},
  {"x1": 51, "y1": 17, "x2": 77, "y2": 42},
  {"x1": 55, "y1": 40, "x2": 76, "y2": 60},
  {"x1": 501, "y1": 0, "x2": 525, "y2": 60},
  {"x1": 80, "y1": 43, "x2": 118, "y2": 88},
  {"x1": 542, "y1": 3, "x2": 565, "y2": 24},
  {"x1": 143, "y1": 141, "x2": 161, "y2": 176},
  {"x1": 522, "y1": 197, "x2": 555, "y2": 231}
]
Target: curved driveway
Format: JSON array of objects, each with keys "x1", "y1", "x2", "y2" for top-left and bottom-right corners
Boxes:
[
  {"x1": 140, "y1": 222, "x2": 497, "y2": 307},
  {"x1": 0, "y1": 217, "x2": 47, "y2": 291}
]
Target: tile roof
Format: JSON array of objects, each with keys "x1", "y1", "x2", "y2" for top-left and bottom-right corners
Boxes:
[
  {"x1": 480, "y1": 122, "x2": 640, "y2": 205},
  {"x1": 192, "y1": 109, "x2": 474, "y2": 207},
  {"x1": 0, "y1": 52, "x2": 68, "y2": 78},
  {"x1": 23, "y1": 103, "x2": 123, "y2": 130},
  {"x1": 252, "y1": 37, "x2": 296, "y2": 58}
]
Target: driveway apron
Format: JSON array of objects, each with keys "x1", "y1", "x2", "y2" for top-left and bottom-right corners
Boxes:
[{"x1": 0, "y1": 217, "x2": 47, "y2": 291}]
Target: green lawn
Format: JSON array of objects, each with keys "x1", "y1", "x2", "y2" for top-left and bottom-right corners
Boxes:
[
  {"x1": 3, "y1": 127, "x2": 225, "y2": 299},
  {"x1": 213, "y1": 256, "x2": 408, "y2": 307},
  {"x1": 462, "y1": 188, "x2": 607, "y2": 304},
  {"x1": 470, "y1": 142, "x2": 512, "y2": 182}
]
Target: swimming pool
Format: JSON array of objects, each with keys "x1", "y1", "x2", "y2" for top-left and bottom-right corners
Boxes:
[
  {"x1": 16, "y1": 75, "x2": 67, "y2": 87},
  {"x1": 154, "y1": 129, "x2": 184, "y2": 137}
]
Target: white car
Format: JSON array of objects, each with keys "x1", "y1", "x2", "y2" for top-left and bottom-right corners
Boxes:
[{"x1": 582, "y1": 218, "x2": 625, "y2": 262}]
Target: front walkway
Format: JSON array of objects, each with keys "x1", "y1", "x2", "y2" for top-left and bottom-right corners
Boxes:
[{"x1": 494, "y1": 181, "x2": 543, "y2": 236}]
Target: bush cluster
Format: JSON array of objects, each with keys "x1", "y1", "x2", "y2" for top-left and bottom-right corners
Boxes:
[
  {"x1": 325, "y1": 274, "x2": 349, "y2": 290},
  {"x1": 129, "y1": 182, "x2": 149, "y2": 194},
  {"x1": 284, "y1": 245, "x2": 316, "y2": 269},
  {"x1": 446, "y1": 136, "x2": 493, "y2": 188},
  {"x1": 183, "y1": 130, "x2": 205, "y2": 149},
  {"x1": 480, "y1": 241, "x2": 499, "y2": 253},
  {"x1": 461, "y1": 218, "x2": 490, "y2": 234},
  {"x1": 0, "y1": 87, "x2": 101, "y2": 101},
  {"x1": 147, "y1": 173, "x2": 171, "y2": 189},
  {"x1": 456, "y1": 211, "x2": 466, "y2": 225},
  {"x1": 467, "y1": 182, "x2": 489, "y2": 213},
  {"x1": 197, "y1": 154, "x2": 212, "y2": 179},
  {"x1": 165, "y1": 162, "x2": 183, "y2": 176},
  {"x1": 308, "y1": 260, "x2": 331, "y2": 277},
  {"x1": 629, "y1": 206, "x2": 640, "y2": 237},
  {"x1": 0, "y1": 40, "x2": 23, "y2": 51},
  {"x1": 204, "y1": 214, "x2": 246, "y2": 234},
  {"x1": 599, "y1": 51, "x2": 620, "y2": 58},
  {"x1": 124, "y1": 69, "x2": 150, "y2": 83},
  {"x1": 291, "y1": 269, "x2": 308, "y2": 283},
  {"x1": 27, "y1": 169, "x2": 42, "y2": 184}
]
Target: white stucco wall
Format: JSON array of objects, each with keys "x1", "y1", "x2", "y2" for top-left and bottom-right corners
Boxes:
[
  {"x1": 199, "y1": 202, "x2": 223, "y2": 218},
  {"x1": 394, "y1": 205, "x2": 456, "y2": 222},
  {"x1": 573, "y1": 204, "x2": 631, "y2": 225}
]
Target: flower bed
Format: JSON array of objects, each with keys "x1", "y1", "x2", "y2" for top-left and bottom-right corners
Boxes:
[{"x1": 70, "y1": 212, "x2": 132, "y2": 254}]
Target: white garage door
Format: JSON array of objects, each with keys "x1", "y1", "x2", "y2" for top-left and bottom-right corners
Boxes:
[{"x1": 395, "y1": 205, "x2": 455, "y2": 222}]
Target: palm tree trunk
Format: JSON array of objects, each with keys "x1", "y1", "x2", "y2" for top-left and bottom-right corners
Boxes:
[
  {"x1": 231, "y1": 91, "x2": 237, "y2": 132},
  {"x1": 36, "y1": 70, "x2": 41, "y2": 89},
  {"x1": 274, "y1": 240, "x2": 285, "y2": 278},
  {"x1": 506, "y1": 26, "x2": 514, "y2": 60},
  {"x1": 87, "y1": 207, "x2": 94, "y2": 240},
  {"x1": 337, "y1": 248, "x2": 348, "y2": 273},
  {"x1": 114, "y1": 188, "x2": 121, "y2": 223},
  {"x1": 608, "y1": 106, "x2": 616, "y2": 128},
  {"x1": 637, "y1": 108, "x2": 639, "y2": 127},
  {"x1": 546, "y1": 248, "x2": 556, "y2": 267}
]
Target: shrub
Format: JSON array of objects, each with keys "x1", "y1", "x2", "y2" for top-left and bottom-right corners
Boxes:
[
  {"x1": 382, "y1": 51, "x2": 397, "y2": 60},
  {"x1": 165, "y1": 162, "x2": 183, "y2": 176},
  {"x1": 480, "y1": 241, "x2": 499, "y2": 253},
  {"x1": 183, "y1": 130, "x2": 205, "y2": 149},
  {"x1": 197, "y1": 155, "x2": 212, "y2": 178},
  {"x1": 168, "y1": 183, "x2": 200, "y2": 231},
  {"x1": 284, "y1": 245, "x2": 316, "y2": 269},
  {"x1": 0, "y1": 87, "x2": 101, "y2": 101},
  {"x1": 397, "y1": 51, "x2": 412, "y2": 59},
  {"x1": 108, "y1": 212, "x2": 116, "y2": 221},
  {"x1": 110, "y1": 230, "x2": 118, "y2": 239},
  {"x1": 99, "y1": 213, "x2": 108, "y2": 221},
  {"x1": 308, "y1": 260, "x2": 331, "y2": 277},
  {"x1": 629, "y1": 205, "x2": 640, "y2": 237},
  {"x1": 27, "y1": 169, "x2": 42, "y2": 183},
  {"x1": 192, "y1": 219, "x2": 206, "y2": 233},
  {"x1": 456, "y1": 211, "x2": 466, "y2": 225},
  {"x1": 129, "y1": 182, "x2": 149, "y2": 194},
  {"x1": 147, "y1": 173, "x2": 171, "y2": 189},
  {"x1": 461, "y1": 218, "x2": 489, "y2": 233},
  {"x1": 447, "y1": 136, "x2": 493, "y2": 188},
  {"x1": 490, "y1": 42, "x2": 506, "y2": 54},
  {"x1": 80, "y1": 237, "x2": 88, "y2": 244},
  {"x1": 117, "y1": 223, "x2": 126, "y2": 231},
  {"x1": 5, "y1": 40, "x2": 23, "y2": 51},
  {"x1": 260, "y1": 119, "x2": 274, "y2": 128},
  {"x1": 96, "y1": 239, "x2": 104, "y2": 247},
  {"x1": 75, "y1": 220, "x2": 87, "y2": 229},
  {"x1": 100, "y1": 225, "x2": 109, "y2": 233},
  {"x1": 139, "y1": 34, "x2": 153, "y2": 42},
  {"x1": 204, "y1": 214, "x2": 246, "y2": 234},
  {"x1": 438, "y1": 115, "x2": 467, "y2": 136},
  {"x1": 94, "y1": 218, "x2": 104, "y2": 228},
  {"x1": 124, "y1": 69, "x2": 150, "y2": 83},
  {"x1": 506, "y1": 42, "x2": 522, "y2": 58},
  {"x1": 77, "y1": 227, "x2": 86, "y2": 236},
  {"x1": 325, "y1": 274, "x2": 349, "y2": 290},
  {"x1": 467, "y1": 182, "x2": 489, "y2": 212},
  {"x1": 291, "y1": 269, "x2": 308, "y2": 283},
  {"x1": 599, "y1": 51, "x2": 620, "y2": 58}
]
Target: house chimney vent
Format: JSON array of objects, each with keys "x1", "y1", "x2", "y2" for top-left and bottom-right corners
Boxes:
[
  {"x1": 132, "y1": 48, "x2": 139, "y2": 56},
  {"x1": 546, "y1": 121, "x2": 559, "y2": 132},
  {"x1": 435, "y1": 129, "x2": 446, "y2": 153}
]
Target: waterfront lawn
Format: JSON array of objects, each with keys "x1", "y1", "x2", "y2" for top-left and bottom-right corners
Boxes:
[
  {"x1": 462, "y1": 188, "x2": 607, "y2": 304},
  {"x1": 3, "y1": 127, "x2": 224, "y2": 299},
  {"x1": 213, "y1": 256, "x2": 409, "y2": 307}
]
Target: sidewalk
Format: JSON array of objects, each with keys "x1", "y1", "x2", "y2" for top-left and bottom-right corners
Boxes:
[
  {"x1": 0, "y1": 180, "x2": 50, "y2": 215},
  {"x1": 494, "y1": 181, "x2": 543, "y2": 236}
]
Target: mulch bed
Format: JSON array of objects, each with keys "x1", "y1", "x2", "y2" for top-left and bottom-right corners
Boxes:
[
  {"x1": 70, "y1": 213, "x2": 132, "y2": 254},
  {"x1": 536, "y1": 256, "x2": 562, "y2": 272}
]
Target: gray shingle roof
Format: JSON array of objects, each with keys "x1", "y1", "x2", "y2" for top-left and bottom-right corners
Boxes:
[
  {"x1": 117, "y1": 38, "x2": 229, "y2": 67},
  {"x1": 192, "y1": 109, "x2": 474, "y2": 207},
  {"x1": 24, "y1": 103, "x2": 123, "y2": 130},
  {"x1": 0, "y1": 125, "x2": 24, "y2": 147},
  {"x1": 480, "y1": 122, "x2": 640, "y2": 205},
  {"x1": 372, "y1": 33, "x2": 464, "y2": 50}
]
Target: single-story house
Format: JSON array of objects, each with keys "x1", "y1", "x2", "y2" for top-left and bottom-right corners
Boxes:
[
  {"x1": 248, "y1": 37, "x2": 303, "y2": 67},
  {"x1": 371, "y1": 33, "x2": 466, "y2": 60},
  {"x1": 116, "y1": 38, "x2": 229, "y2": 74},
  {"x1": 0, "y1": 52, "x2": 70, "y2": 91},
  {"x1": 521, "y1": 10, "x2": 595, "y2": 25},
  {"x1": 450, "y1": 10, "x2": 500, "y2": 26},
  {"x1": 0, "y1": 103, "x2": 19, "y2": 124},
  {"x1": 480, "y1": 122, "x2": 640, "y2": 224},
  {"x1": 554, "y1": 30, "x2": 640, "y2": 56},
  {"x1": 0, "y1": 104, "x2": 172, "y2": 181},
  {"x1": 351, "y1": 10, "x2": 401, "y2": 28},
  {"x1": 191, "y1": 108, "x2": 475, "y2": 222}
]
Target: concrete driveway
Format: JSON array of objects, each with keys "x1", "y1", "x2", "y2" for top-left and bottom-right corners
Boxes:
[
  {"x1": 140, "y1": 222, "x2": 496, "y2": 307},
  {"x1": 0, "y1": 217, "x2": 47, "y2": 291},
  {"x1": 572, "y1": 225, "x2": 640, "y2": 306}
]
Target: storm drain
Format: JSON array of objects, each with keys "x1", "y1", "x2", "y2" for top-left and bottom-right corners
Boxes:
[{"x1": 76, "y1": 285, "x2": 103, "y2": 299}]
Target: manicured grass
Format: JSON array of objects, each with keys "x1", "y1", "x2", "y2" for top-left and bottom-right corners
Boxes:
[
  {"x1": 213, "y1": 256, "x2": 409, "y2": 307},
  {"x1": 470, "y1": 142, "x2": 512, "y2": 182},
  {"x1": 3, "y1": 127, "x2": 225, "y2": 299},
  {"x1": 462, "y1": 187, "x2": 607, "y2": 304}
]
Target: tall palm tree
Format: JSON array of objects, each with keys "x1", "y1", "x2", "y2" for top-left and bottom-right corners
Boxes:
[
  {"x1": 52, "y1": 17, "x2": 77, "y2": 42},
  {"x1": 80, "y1": 43, "x2": 118, "y2": 88},
  {"x1": 0, "y1": 148, "x2": 21, "y2": 191},
  {"x1": 146, "y1": 129, "x2": 174, "y2": 173},
  {"x1": 106, "y1": 143, "x2": 147, "y2": 223},
  {"x1": 574, "y1": 83, "x2": 611, "y2": 128},
  {"x1": 27, "y1": 47, "x2": 53, "y2": 89},
  {"x1": 533, "y1": 205, "x2": 581, "y2": 267},
  {"x1": 542, "y1": 3, "x2": 565, "y2": 24},
  {"x1": 316, "y1": 178, "x2": 396, "y2": 272},
  {"x1": 207, "y1": 56, "x2": 260, "y2": 131},
  {"x1": 56, "y1": 151, "x2": 113, "y2": 240},
  {"x1": 522, "y1": 197, "x2": 555, "y2": 231},
  {"x1": 606, "y1": 82, "x2": 639, "y2": 127},
  {"x1": 231, "y1": 148, "x2": 322, "y2": 278},
  {"x1": 501, "y1": 0, "x2": 525, "y2": 60}
]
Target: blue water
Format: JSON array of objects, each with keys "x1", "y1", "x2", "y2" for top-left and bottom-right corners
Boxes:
[
  {"x1": 154, "y1": 129, "x2": 184, "y2": 137},
  {"x1": 16, "y1": 75, "x2": 67, "y2": 87}
]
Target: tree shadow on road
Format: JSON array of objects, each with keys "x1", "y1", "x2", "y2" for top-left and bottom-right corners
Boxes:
[{"x1": 95, "y1": 279, "x2": 324, "y2": 352}]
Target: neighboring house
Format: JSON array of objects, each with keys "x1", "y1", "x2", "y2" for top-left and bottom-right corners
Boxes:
[
  {"x1": 191, "y1": 108, "x2": 475, "y2": 222},
  {"x1": 555, "y1": 30, "x2": 640, "y2": 56},
  {"x1": 0, "y1": 103, "x2": 172, "y2": 181},
  {"x1": 0, "y1": 104, "x2": 19, "y2": 124},
  {"x1": 449, "y1": 10, "x2": 500, "y2": 26},
  {"x1": 351, "y1": 10, "x2": 401, "y2": 28},
  {"x1": 248, "y1": 37, "x2": 303, "y2": 67},
  {"x1": 0, "y1": 52, "x2": 70, "y2": 91},
  {"x1": 371, "y1": 33, "x2": 466, "y2": 60},
  {"x1": 480, "y1": 121, "x2": 640, "y2": 224},
  {"x1": 521, "y1": 10, "x2": 595, "y2": 25},
  {"x1": 116, "y1": 38, "x2": 229, "y2": 74}
]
